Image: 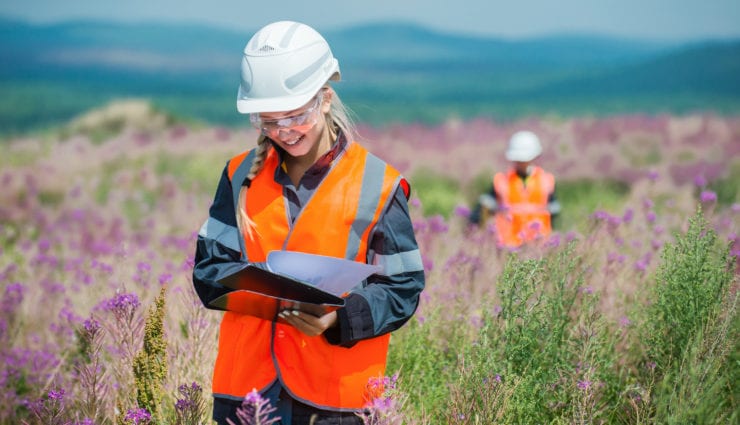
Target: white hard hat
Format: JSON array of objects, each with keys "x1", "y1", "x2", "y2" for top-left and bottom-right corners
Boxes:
[
  {"x1": 236, "y1": 21, "x2": 340, "y2": 114},
  {"x1": 505, "y1": 131, "x2": 543, "y2": 162}
]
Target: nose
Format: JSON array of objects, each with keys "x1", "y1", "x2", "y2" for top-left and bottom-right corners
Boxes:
[{"x1": 274, "y1": 128, "x2": 299, "y2": 140}]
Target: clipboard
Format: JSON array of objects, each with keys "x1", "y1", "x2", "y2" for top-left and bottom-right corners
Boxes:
[{"x1": 209, "y1": 251, "x2": 382, "y2": 321}]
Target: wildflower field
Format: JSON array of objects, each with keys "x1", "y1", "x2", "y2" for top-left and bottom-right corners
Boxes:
[{"x1": 1, "y1": 104, "x2": 738, "y2": 424}]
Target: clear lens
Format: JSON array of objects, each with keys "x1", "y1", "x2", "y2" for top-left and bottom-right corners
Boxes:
[{"x1": 250, "y1": 94, "x2": 323, "y2": 136}]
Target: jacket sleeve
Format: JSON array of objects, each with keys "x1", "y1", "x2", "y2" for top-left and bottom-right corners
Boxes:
[
  {"x1": 192, "y1": 165, "x2": 252, "y2": 310},
  {"x1": 469, "y1": 187, "x2": 498, "y2": 225},
  {"x1": 325, "y1": 185, "x2": 425, "y2": 346}
]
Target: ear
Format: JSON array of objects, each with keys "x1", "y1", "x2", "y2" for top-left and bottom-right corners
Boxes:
[{"x1": 321, "y1": 87, "x2": 334, "y2": 114}]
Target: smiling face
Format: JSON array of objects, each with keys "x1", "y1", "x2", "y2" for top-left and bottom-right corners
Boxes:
[{"x1": 251, "y1": 88, "x2": 334, "y2": 162}]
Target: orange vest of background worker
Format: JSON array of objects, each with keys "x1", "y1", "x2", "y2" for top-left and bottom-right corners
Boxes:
[
  {"x1": 471, "y1": 131, "x2": 560, "y2": 247},
  {"x1": 211, "y1": 141, "x2": 404, "y2": 410}
]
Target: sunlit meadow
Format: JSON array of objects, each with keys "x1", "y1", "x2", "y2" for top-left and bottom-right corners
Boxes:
[{"x1": 1, "y1": 102, "x2": 738, "y2": 424}]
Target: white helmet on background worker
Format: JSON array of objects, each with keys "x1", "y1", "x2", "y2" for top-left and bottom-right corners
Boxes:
[
  {"x1": 505, "y1": 130, "x2": 543, "y2": 162},
  {"x1": 236, "y1": 21, "x2": 341, "y2": 114}
]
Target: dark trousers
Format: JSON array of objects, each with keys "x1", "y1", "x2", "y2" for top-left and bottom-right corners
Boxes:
[{"x1": 213, "y1": 385, "x2": 364, "y2": 425}]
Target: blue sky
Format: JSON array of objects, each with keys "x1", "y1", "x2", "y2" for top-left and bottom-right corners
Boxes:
[{"x1": 2, "y1": 0, "x2": 739, "y2": 41}]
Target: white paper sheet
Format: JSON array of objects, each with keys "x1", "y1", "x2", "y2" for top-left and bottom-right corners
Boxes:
[{"x1": 266, "y1": 251, "x2": 382, "y2": 296}]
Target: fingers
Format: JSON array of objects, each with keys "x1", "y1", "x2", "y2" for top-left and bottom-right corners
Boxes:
[
  {"x1": 278, "y1": 310, "x2": 337, "y2": 337},
  {"x1": 278, "y1": 310, "x2": 320, "y2": 336}
]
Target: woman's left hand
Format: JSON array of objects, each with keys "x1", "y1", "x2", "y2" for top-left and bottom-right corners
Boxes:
[{"x1": 278, "y1": 309, "x2": 338, "y2": 337}]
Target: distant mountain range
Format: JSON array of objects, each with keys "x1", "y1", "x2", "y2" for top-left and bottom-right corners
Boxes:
[{"x1": 1, "y1": 17, "x2": 739, "y2": 134}]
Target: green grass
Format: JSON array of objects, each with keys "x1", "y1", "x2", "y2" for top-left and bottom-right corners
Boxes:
[
  {"x1": 409, "y1": 168, "x2": 463, "y2": 218},
  {"x1": 555, "y1": 179, "x2": 631, "y2": 231}
]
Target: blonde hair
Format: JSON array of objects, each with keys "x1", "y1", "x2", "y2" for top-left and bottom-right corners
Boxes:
[{"x1": 235, "y1": 85, "x2": 357, "y2": 242}]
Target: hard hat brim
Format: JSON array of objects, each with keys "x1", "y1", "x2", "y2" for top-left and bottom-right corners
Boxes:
[
  {"x1": 236, "y1": 70, "x2": 340, "y2": 114},
  {"x1": 505, "y1": 150, "x2": 541, "y2": 162}
]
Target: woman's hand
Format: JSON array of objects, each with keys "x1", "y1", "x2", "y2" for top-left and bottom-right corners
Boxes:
[{"x1": 278, "y1": 309, "x2": 338, "y2": 337}]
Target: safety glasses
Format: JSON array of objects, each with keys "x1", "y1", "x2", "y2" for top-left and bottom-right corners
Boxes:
[{"x1": 250, "y1": 93, "x2": 324, "y2": 137}]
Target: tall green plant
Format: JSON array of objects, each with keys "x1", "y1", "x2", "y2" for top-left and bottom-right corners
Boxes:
[
  {"x1": 637, "y1": 207, "x2": 737, "y2": 424},
  {"x1": 133, "y1": 287, "x2": 168, "y2": 422},
  {"x1": 653, "y1": 289, "x2": 738, "y2": 424},
  {"x1": 465, "y1": 245, "x2": 622, "y2": 424},
  {"x1": 642, "y1": 208, "x2": 733, "y2": 372}
]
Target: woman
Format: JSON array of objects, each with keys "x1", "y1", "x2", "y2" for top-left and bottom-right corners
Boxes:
[{"x1": 192, "y1": 21, "x2": 425, "y2": 425}]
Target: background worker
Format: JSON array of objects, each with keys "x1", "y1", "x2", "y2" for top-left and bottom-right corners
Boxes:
[
  {"x1": 469, "y1": 130, "x2": 560, "y2": 247},
  {"x1": 192, "y1": 21, "x2": 425, "y2": 425}
]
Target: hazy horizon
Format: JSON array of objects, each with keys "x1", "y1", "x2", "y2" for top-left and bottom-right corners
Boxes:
[{"x1": 1, "y1": 0, "x2": 739, "y2": 42}]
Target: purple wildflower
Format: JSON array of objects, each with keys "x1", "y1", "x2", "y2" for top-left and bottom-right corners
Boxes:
[
  {"x1": 592, "y1": 210, "x2": 610, "y2": 221},
  {"x1": 231, "y1": 388, "x2": 280, "y2": 425},
  {"x1": 428, "y1": 215, "x2": 449, "y2": 233},
  {"x1": 619, "y1": 316, "x2": 631, "y2": 328},
  {"x1": 699, "y1": 190, "x2": 717, "y2": 203},
  {"x1": 634, "y1": 259, "x2": 648, "y2": 273},
  {"x1": 158, "y1": 273, "x2": 172, "y2": 285},
  {"x1": 48, "y1": 388, "x2": 65, "y2": 402},
  {"x1": 607, "y1": 252, "x2": 625, "y2": 264},
  {"x1": 622, "y1": 208, "x2": 634, "y2": 223},
  {"x1": 100, "y1": 292, "x2": 140, "y2": 314},
  {"x1": 137, "y1": 262, "x2": 151, "y2": 273},
  {"x1": 38, "y1": 238, "x2": 52, "y2": 252},
  {"x1": 124, "y1": 408, "x2": 151, "y2": 424},
  {"x1": 454, "y1": 205, "x2": 471, "y2": 218},
  {"x1": 174, "y1": 381, "x2": 206, "y2": 423},
  {"x1": 693, "y1": 174, "x2": 707, "y2": 187},
  {"x1": 545, "y1": 233, "x2": 561, "y2": 248},
  {"x1": 422, "y1": 255, "x2": 434, "y2": 273},
  {"x1": 83, "y1": 317, "x2": 101, "y2": 334},
  {"x1": 577, "y1": 380, "x2": 592, "y2": 391},
  {"x1": 26, "y1": 387, "x2": 68, "y2": 424},
  {"x1": 608, "y1": 215, "x2": 622, "y2": 228},
  {"x1": 2, "y1": 282, "x2": 26, "y2": 313}
]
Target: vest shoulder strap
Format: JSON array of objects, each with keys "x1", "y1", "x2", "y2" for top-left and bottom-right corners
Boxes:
[{"x1": 228, "y1": 149, "x2": 257, "y2": 209}]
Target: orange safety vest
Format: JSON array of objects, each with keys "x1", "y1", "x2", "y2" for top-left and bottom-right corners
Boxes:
[
  {"x1": 212, "y1": 141, "x2": 404, "y2": 410},
  {"x1": 493, "y1": 166, "x2": 554, "y2": 247}
]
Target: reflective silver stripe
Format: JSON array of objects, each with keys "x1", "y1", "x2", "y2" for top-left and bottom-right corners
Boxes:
[
  {"x1": 373, "y1": 249, "x2": 424, "y2": 275},
  {"x1": 345, "y1": 154, "x2": 387, "y2": 260},
  {"x1": 231, "y1": 150, "x2": 256, "y2": 209},
  {"x1": 285, "y1": 50, "x2": 331, "y2": 89},
  {"x1": 198, "y1": 218, "x2": 242, "y2": 253}
]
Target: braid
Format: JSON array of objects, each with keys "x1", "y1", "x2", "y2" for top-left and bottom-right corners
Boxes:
[
  {"x1": 236, "y1": 136, "x2": 270, "y2": 242},
  {"x1": 247, "y1": 135, "x2": 270, "y2": 180}
]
